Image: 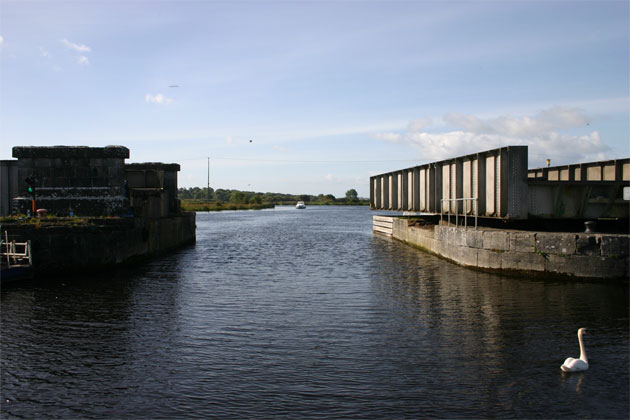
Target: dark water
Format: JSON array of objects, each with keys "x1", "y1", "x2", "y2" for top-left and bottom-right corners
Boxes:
[{"x1": 1, "y1": 206, "x2": 628, "y2": 419}]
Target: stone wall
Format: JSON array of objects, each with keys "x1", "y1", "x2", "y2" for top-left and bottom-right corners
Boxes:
[
  {"x1": 3, "y1": 146, "x2": 197, "y2": 277},
  {"x1": 11, "y1": 146, "x2": 130, "y2": 216},
  {"x1": 125, "y1": 163, "x2": 181, "y2": 217},
  {"x1": 2, "y1": 213, "x2": 196, "y2": 276},
  {"x1": 0, "y1": 160, "x2": 18, "y2": 216},
  {"x1": 382, "y1": 217, "x2": 628, "y2": 280}
]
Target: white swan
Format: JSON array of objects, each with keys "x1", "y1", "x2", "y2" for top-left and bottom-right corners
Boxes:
[{"x1": 560, "y1": 328, "x2": 589, "y2": 372}]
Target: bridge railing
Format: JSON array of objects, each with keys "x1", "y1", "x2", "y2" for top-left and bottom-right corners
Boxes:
[{"x1": 440, "y1": 197, "x2": 478, "y2": 229}]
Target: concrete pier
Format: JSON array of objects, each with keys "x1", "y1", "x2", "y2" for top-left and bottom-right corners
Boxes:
[
  {"x1": 2, "y1": 214, "x2": 195, "y2": 276},
  {"x1": 10, "y1": 146, "x2": 130, "y2": 216},
  {"x1": 1, "y1": 145, "x2": 196, "y2": 277},
  {"x1": 375, "y1": 216, "x2": 628, "y2": 280}
]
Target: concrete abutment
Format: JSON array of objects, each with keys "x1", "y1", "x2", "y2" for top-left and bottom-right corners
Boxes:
[{"x1": 378, "y1": 216, "x2": 628, "y2": 280}]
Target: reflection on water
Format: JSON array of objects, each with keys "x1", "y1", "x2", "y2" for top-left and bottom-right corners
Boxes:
[{"x1": 2, "y1": 206, "x2": 628, "y2": 419}]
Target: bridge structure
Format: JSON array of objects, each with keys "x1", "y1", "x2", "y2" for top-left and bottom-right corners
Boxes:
[{"x1": 370, "y1": 146, "x2": 630, "y2": 222}]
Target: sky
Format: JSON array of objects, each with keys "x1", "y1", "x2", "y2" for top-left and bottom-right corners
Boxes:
[{"x1": 1, "y1": 0, "x2": 628, "y2": 198}]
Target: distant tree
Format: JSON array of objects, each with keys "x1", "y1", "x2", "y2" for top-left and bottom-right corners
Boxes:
[
  {"x1": 250, "y1": 195, "x2": 263, "y2": 204},
  {"x1": 299, "y1": 194, "x2": 311, "y2": 203},
  {"x1": 345, "y1": 189, "x2": 358, "y2": 202},
  {"x1": 178, "y1": 188, "x2": 192, "y2": 199},
  {"x1": 230, "y1": 191, "x2": 247, "y2": 204},
  {"x1": 215, "y1": 189, "x2": 231, "y2": 202},
  {"x1": 315, "y1": 193, "x2": 336, "y2": 203}
]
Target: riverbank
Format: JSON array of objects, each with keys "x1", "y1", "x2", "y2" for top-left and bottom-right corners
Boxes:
[
  {"x1": 181, "y1": 202, "x2": 275, "y2": 212},
  {"x1": 180, "y1": 200, "x2": 369, "y2": 211},
  {"x1": 374, "y1": 215, "x2": 629, "y2": 280}
]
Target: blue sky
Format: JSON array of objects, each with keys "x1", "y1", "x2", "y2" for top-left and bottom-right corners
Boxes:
[{"x1": 1, "y1": 0, "x2": 628, "y2": 197}]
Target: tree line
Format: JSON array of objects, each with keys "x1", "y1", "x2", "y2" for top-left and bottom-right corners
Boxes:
[{"x1": 178, "y1": 187, "x2": 365, "y2": 205}]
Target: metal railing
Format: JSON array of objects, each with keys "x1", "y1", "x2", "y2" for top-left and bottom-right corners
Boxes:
[
  {"x1": 2, "y1": 230, "x2": 32, "y2": 268},
  {"x1": 440, "y1": 198, "x2": 478, "y2": 229}
]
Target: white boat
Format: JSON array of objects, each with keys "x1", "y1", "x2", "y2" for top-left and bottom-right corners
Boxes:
[{"x1": 295, "y1": 201, "x2": 306, "y2": 209}]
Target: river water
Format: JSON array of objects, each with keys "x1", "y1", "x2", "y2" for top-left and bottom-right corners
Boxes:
[{"x1": 1, "y1": 206, "x2": 628, "y2": 419}]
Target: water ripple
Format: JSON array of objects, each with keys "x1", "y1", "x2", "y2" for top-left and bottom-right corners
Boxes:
[{"x1": 2, "y1": 206, "x2": 628, "y2": 419}]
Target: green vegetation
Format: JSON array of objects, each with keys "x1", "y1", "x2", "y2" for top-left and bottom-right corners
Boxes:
[
  {"x1": 178, "y1": 187, "x2": 369, "y2": 209},
  {"x1": 0, "y1": 215, "x2": 118, "y2": 227},
  {"x1": 180, "y1": 201, "x2": 274, "y2": 212}
]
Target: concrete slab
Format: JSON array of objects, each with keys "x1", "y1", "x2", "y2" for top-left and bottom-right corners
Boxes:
[{"x1": 535, "y1": 232, "x2": 576, "y2": 255}]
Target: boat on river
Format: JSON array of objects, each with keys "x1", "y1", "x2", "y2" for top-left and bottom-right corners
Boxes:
[
  {"x1": 1, "y1": 231, "x2": 33, "y2": 283},
  {"x1": 295, "y1": 201, "x2": 306, "y2": 209}
]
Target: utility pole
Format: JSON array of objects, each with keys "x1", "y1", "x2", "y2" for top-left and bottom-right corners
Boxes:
[{"x1": 207, "y1": 157, "x2": 210, "y2": 202}]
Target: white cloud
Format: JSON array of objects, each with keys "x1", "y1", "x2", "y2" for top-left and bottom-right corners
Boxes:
[
  {"x1": 272, "y1": 145, "x2": 288, "y2": 152},
  {"x1": 372, "y1": 132, "x2": 402, "y2": 143},
  {"x1": 60, "y1": 38, "x2": 91, "y2": 53},
  {"x1": 145, "y1": 93, "x2": 173, "y2": 105},
  {"x1": 0, "y1": 35, "x2": 4, "y2": 45},
  {"x1": 58, "y1": 39, "x2": 92, "y2": 67},
  {"x1": 374, "y1": 107, "x2": 610, "y2": 167},
  {"x1": 407, "y1": 117, "x2": 433, "y2": 132},
  {"x1": 39, "y1": 47, "x2": 51, "y2": 58},
  {"x1": 443, "y1": 106, "x2": 590, "y2": 137}
]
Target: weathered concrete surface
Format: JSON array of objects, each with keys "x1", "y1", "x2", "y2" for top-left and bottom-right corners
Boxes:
[
  {"x1": 2, "y1": 213, "x2": 196, "y2": 276},
  {"x1": 1, "y1": 160, "x2": 18, "y2": 216},
  {"x1": 125, "y1": 163, "x2": 181, "y2": 216},
  {"x1": 13, "y1": 145, "x2": 130, "y2": 159},
  {"x1": 11, "y1": 146, "x2": 130, "y2": 216},
  {"x1": 382, "y1": 216, "x2": 628, "y2": 280}
]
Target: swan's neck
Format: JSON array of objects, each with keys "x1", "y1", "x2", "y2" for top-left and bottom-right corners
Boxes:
[{"x1": 578, "y1": 331, "x2": 588, "y2": 362}]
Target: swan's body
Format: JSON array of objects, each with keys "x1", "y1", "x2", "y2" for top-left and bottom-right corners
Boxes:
[{"x1": 561, "y1": 328, "x2": 589, "y2": 372}]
